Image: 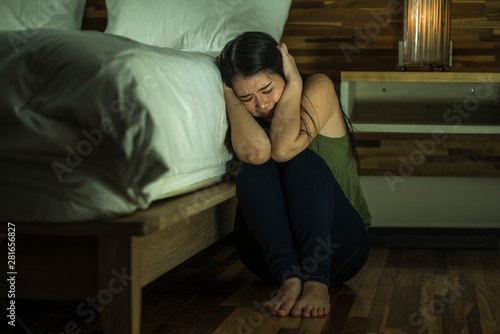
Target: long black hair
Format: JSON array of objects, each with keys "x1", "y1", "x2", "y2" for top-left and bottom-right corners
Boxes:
[
  {"x1": 219, "y1": 31, "x2": 359, "y2": 164},
  {"x1": 219, "y1": 31, "x2": 284, "y2": 89}
]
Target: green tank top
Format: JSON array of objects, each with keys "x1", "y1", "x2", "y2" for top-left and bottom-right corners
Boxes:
[{"x1": 308, "y1": 134, "x2": 372, "y2": 226}]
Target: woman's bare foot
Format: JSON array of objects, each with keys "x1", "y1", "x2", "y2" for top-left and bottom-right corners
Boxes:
[
  {"x1": 263, "y1": 277, "x2": 302, "y2": 317},
  {"x1": 291, "y1": 281, "x2": 330, "y2": 318}
]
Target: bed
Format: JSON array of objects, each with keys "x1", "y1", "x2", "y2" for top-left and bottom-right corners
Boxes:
[{"x1": 0, "y1": 0, "x2": 292, "y2": 333}]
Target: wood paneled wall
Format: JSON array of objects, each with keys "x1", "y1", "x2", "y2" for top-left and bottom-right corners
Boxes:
[
  {"x1": 80, "y1": 0, "x2": 500, "y2": 177},
  {"x1": 282, "y1": 0, "x2": 500, "y2": 85},
  {"x1": 279, "y1": 1, "x2": 500, "y2": 177},
  {"x1": 82, "y1": 0, "x2": 500, "y2": 85},
  {"x1": 355, "y1": 132, "x2": 500, "y2": 177},
  {"x1": 81, "y1": 0, "x2": 107, "y2": 31}
]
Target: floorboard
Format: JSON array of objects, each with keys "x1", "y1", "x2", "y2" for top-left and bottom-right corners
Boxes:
[{"x1": 4, "y1": 234, "x2": 500, "y2": 334}]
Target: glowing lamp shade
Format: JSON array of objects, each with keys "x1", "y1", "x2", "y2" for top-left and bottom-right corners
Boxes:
[{"x1": 403, "y1": 0, "x2": 451, "y2": 66}]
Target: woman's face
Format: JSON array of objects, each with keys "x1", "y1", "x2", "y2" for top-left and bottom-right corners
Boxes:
[{"x1": 231, "y1": 71, "x2": 285, "y2": 120}]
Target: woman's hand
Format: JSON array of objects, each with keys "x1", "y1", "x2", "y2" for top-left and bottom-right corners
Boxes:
[
  {"x1": 220, "y1": 72, "x2": 272, "y2": 165},
  {"x1": 269, "y1": 43, "x2": 306, "y2": 161},
  {"x1": 216, "y1": 52, "x2": 242, "y2": 107},
  {"x1": 222, "y1": 81, "x2": 242, "y2": 107},
  {"x1": 276, "y1": 43, "x2": 302, "y2": 87}
]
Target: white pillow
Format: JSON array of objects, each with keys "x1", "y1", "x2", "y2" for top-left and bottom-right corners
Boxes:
[
  {"x1": 105, "y1": 0, "x2": 292, "y2": 55},
  {"x1": 0, "y1": 0, "x2": 87, "y2": 31}
]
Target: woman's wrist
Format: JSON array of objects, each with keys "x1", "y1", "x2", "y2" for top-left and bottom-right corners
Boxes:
[
  {"x1": 224, "y1": 92, "x2": 243, "y2": 108},
  {"x1": 278, "y1": 80, "x2": 302, "y2": 109},
  {"x1": 286, "y1": 76, "x2": 303, "y2": 91},
  {"x1": 226, "y1": 102, "x2": 245, "y2": 117}
]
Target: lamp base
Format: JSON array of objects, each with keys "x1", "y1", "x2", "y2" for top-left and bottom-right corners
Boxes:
[
  {"x1": 400, "y1": 64, "x2": 449, "y2": 72},
  {"x1": 398, "y1": 40, "x2": 453, "y2": 69}
]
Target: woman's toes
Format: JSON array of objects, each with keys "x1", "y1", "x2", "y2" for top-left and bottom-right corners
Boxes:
[
  {"x1": 311, "y1": 307, "x2": 319, "y2": 317},
  {"x1": 291, "y1": 305, "x2": 302, "y2": 317},
  {"x1": 302, "y1": 305, "x2": 313, "y2": 318},
  {"x1": 264, "y1": 301, "x2": 281, "y2": 316},
  {"x1": 317, "y1": 307, "x2": 325, "y2": 317},
  {"x1": 263, "y1": 301, "x2": 273, "y2": 314},
  {"x1": 277, "y1": 308, "x2": 288, "y2": 317},
  {"x1": 263, "y1": 278, "x2": 302, "y2": 317},
  {"x1": 278, "y1": 301, "x2": 294, "y2": 317}
]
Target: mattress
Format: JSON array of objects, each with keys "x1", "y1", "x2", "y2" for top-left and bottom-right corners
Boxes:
[
  {"x1": 0, "y1": 29, "x2": 233, "y2": 222},
  {"x1": 149, "y1": 162, "x2": 229, "y2": 200}
]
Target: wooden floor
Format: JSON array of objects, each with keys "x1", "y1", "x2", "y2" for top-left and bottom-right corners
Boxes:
[{"x1": 6, "y1": 235, "x2": 500, "y2": 334}]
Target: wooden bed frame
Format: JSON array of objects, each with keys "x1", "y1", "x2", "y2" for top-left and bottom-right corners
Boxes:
[
  {"x1": 1, "y1": 3, "x2": 238, "y2": 333},
  {"x1": 8, "y1": 181, "x2": 236, "y2": 333}
]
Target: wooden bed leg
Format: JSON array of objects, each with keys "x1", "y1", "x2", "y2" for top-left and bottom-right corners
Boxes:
[{"x1": 98, "y1": 236, "x2": 141, "y2": 334}]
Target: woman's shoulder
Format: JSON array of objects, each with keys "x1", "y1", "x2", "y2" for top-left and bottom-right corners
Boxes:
[
  {"x1": 301, "y1": 73, "x2": 336, "y2": 105},
  {"x1": 302, "y1": 72, "x2": 334, "y2": 86},
  {"x1": 301, "y1": 73, "x2": 335, "y2": 95},
  {"x1": 300, "y1": 72, "x2": 344, "y2": 137}
]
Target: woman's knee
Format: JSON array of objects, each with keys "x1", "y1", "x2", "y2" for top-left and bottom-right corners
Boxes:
[
  {"x1": 283, "y1": 149, "x2": 331, "y2": 177},
  {"x1": 236, "y1": 159, "x2": 278, "y2": 189},
  {"x1": 280, "y1": 149, "x2": 334, "y2": 192}
]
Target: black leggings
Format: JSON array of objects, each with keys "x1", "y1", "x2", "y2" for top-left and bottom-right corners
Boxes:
[{"x1": 233, "y1": 148, "x2": 371, "y2": 286}]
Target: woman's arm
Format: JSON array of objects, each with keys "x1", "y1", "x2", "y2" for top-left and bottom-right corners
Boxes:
[
  {"x1": 270, "y1": 44, "x2": 337, "y2": 162},
  {"x1": 224, "y1": 84, "x2": 271, "y2": 165}
]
